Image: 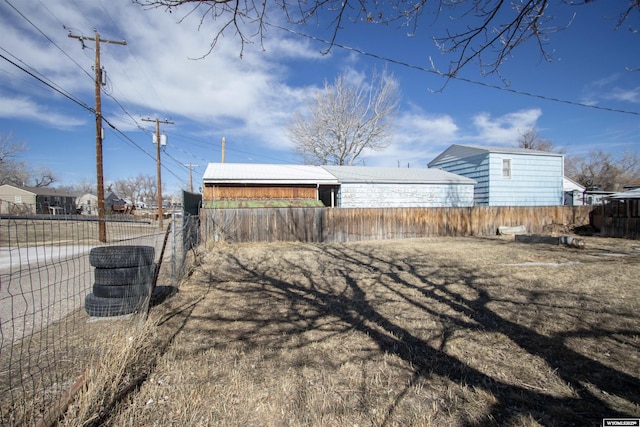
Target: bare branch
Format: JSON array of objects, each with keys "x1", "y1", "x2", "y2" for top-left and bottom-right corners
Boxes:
[{"x1": 134, "y1": 0, "x2": 640, "y2": 76}]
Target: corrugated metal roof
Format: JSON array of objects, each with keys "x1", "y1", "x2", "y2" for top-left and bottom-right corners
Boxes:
[
  {"x1": 610, "y1": 188, "x2": 640, "y2": 199},
  {"x1": 203, "y1": 163, "x2": 340, "y2": 184},
  {"x1": 428, "y1": 144, "x2": 562, "y2": 166},
  {"x1": 203, "y1": 163, "x2": 476, "y2": 185},
  {"x1": 321, "y1": 166, "x2": 476, "y2": 184}
]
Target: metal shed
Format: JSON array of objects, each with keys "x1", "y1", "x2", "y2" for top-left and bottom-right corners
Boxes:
[{"x1": 321, "y1": 166, "x2": 476, "y2": 208}]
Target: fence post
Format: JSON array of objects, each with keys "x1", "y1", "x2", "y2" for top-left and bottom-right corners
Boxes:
[{"x1": 171, "y1": 209, "x2": 177, "y2": 280}]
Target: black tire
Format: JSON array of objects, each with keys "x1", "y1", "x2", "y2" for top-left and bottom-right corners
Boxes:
[
  {"x1": 93, "y1": 282, "x2": 150, "y2": 299},
  {"x1": 94, "y1": 264, "x2": 155, "y2": 286},
  {"x1": 84, "y1": 293, "x2": 145, "y2": 317},
  {"x1": 89, "y1": 246, "x2": 155, "y2": 269}
]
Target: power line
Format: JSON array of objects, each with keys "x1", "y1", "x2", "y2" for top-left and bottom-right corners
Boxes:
[
  {"x1": 269, "y1": 23, "x2": 640, "y2": 117},
  {"x1": 5, "y1": 0, "x2": 93, "y2": 81},
  {"x1": 1, "y1": 43, "x2": 188, "y2": 189},
  {"x1": 0, "y1": 50, "x2": 94, "y2": 113}
]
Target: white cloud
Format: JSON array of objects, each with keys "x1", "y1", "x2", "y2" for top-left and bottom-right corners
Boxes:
[
  {"x1": 0, "y1": 0, "x2": 323, "y2": 153},
  {"x1": 363, "y1": 110, "x2": 459, "y2": 166},
  {"x1": 608, "y1": 86, "x2": 640, "y2": 103},
  {"x1": 0, "y1": 94, "x2": 86, "y2": 129},
  {"x1": 471, "y1": 108, "x2": 542, "y2": 145}
]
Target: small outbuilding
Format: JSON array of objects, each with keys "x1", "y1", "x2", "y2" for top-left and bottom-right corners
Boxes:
[
  {"x1": 321, "y1": 166, "x2": 476, "y2": 208},
  {"x1": 563, "y1": 177, "x2": 586, "y2": 206},
  {"x1": 202, "y1": 163, "x2": 340, "y2": 207},
  {"x1": 428, "y1": 144, "x2": 564, "y2": 206},
  {"x1": 202, "y1": 163, "x2": 475, "y2": 208}
]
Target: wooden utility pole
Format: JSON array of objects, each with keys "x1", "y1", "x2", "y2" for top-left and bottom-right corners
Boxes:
[
  {"x1": 69, "y1": 31, "x2": 126, "y2": 242},
  {"x1": 142, "y1": 118, "x2": 173, "y2": 229},
  {"x1": 184, "y1": 163, "x2": 199, "y2": 192},
  {"x1": 221, "y1": 136, "x2": 226, "y2": 163}
]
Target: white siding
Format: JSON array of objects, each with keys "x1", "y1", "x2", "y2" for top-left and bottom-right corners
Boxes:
[
  {"x1": 429, "y1": 154, "x2": 490, "y2": 205},
  {"x1": 337, "y1": 183, "x2": 475, "y2": 208},
  {"x1": 429, "y1": 147, "x2": 564, "y2": 207},
  {"x1": 487, "y1": 153, "x2": 563, "y2": 206}
]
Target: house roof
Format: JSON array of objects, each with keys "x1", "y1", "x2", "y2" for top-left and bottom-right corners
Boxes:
[
  {"x1": 428, "y1": 144, "x2": 563, "y2": 167},
  {"x1": 203, "y1": 163, "x2": 476, "y2": 186},
  {"x1": 609, "y1": 188, "x2": 640, "y2": 199},
  {"x1": 0, "y1": 184, "x2": 75, "y2": 197},
  {"x1": 563, "y1": 177, "x2": 585, "y2": 192},
  {"x1": 623, "y1": 178, "x2": 640, "y2": 189},
  {"x1": 321, "y1": 166, "x2": 476, "y2": 184},
  {"x1": 203, "y1": 163, "x2": 339, "y2": 185}
]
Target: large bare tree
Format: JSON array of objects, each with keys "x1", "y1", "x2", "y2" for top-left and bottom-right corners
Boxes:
[
  {"x1": 565, "y1": 148, "x2": 640, "y2": 191},
  {"x1": 113, "y1": 174, "x2": 157, "y2": 207},
  {"x1": 288, "y1": 68, "x2": 399, "y2": 166},
  {"x1": 517, "y1": 128, "x2": 558, "y2": 152},
  {"x1": 134, "y1": 0, "x2": 639, "y2": 76}
]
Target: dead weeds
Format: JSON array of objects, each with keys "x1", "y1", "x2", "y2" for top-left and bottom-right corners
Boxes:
[{"x1": 95, "y1": 236, "x2": 639, "y2": 426}]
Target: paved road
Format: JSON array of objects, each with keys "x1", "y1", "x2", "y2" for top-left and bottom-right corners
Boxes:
[{"x1": 0, "y1": 232, "x2": 173, "y2": 344}]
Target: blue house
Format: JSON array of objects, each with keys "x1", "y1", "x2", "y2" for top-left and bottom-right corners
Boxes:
[{"x1": 428, "y1": 144, "x2": 564, "y2": 206}]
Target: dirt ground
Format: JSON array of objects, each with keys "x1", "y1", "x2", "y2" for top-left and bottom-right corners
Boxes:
[{"x1": 78, "y1": 235, "x2": 640, "y2": 427}]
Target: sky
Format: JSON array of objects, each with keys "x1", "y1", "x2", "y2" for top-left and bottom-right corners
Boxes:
[{"x1": 0, "y1": 0, "x2": 638, "y2": 195}]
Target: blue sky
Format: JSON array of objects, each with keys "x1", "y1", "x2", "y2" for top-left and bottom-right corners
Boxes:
[{"x1": 0, "y1": 0, "x2": 638, "y2": 195}]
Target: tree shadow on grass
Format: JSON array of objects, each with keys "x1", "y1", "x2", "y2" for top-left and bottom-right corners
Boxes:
[{"x1": 196, "y1": 242, "x2": 640, "y2": 426}]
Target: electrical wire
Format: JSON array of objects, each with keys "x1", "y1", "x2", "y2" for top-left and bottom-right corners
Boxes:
[
  {"x1": 269, "y1": 23, "x2": 640, "y2": 117},
  {"x1": 0, "y1": 50, "x2": 94, "y2": 114},
  {"x1": 5, "y1": 0, "x2": 93, "y2": 81}
]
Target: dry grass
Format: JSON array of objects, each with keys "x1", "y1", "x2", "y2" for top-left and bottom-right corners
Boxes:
[{"x1": 81, "y1": 236, "x2": 638, "y2": 426}]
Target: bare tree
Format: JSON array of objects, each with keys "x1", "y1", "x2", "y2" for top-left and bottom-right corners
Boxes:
[
  {"x1": 288, "y1": 68, "x2": 399, "y2": 166},
  {"x1": 0, "y1": 133, "x2": 29, "y2": 186},
  {"x1": 113, "y1": 174, "x2": 157, "y2": 207},
  {"x1": 565, "y1": 148, "x2": 640, "y2": 191},
  {"x1": 32, "y1": 166, "x2": 56, "y2": 187},
  {"x1": 517, "y1": 128, "x2": 558, "y2": 152},
  {"x1": 134, "y1": 0, "x2": 639, "y2": 76},
  {"x1": 72, "y1": 178, "x2": 97, "y2": 196}
]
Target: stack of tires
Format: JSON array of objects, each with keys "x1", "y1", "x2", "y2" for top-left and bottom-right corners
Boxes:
[{"x1": 85, "y1": 245, "x2": 156, "y2": 317}]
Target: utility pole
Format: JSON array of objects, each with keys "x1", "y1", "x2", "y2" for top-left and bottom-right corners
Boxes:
[
  {"x1": 142, "y1": 118, "x2": 173, "y2": 229},
  {"x1": 221, "y1": 136, "x2": 226, "y2": 163},
  {"x1": 69, "y1": 31, "x2": 126, "y2": 243},
  {"x1": 184, "y1": 163, "x2": 199, "y2": 192}
]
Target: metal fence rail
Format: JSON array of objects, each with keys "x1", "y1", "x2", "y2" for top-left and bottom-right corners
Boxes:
[{"x1": 0, "y1": 213, "x2": 199, "y2": 425}]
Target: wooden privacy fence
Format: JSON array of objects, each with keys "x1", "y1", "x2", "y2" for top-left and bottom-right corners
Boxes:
[{"x1": 201, "y1": 205, "x2": 592, "y2": 243}]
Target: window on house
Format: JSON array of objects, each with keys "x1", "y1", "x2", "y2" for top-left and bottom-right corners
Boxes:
[
  {"x1": 15, "y1": 195, "x2": 22, "y2": 204},
  {"x1": 502, "y1": 159, "x2": 511, "y2": 178}
]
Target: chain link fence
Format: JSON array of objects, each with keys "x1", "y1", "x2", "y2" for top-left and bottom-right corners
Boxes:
[{"x1": 0, "y1": 210, "x2": 200, "y2": 425}]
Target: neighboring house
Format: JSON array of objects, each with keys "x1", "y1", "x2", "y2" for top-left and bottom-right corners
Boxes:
[
  {"x1": 623, "y1": 178, "x2": 640, "y2": 191},
  {"x1": 428, "y1": 144, "x2": 564, "y2": 206},
  {"x1": 0, "y1": 184, "x2": 76, "y2": 215},
  {"x1": 105, "y1": 192, "x2": 128, "y2": 213},
  {"x1": 583, "y1": 188, "x2": 615, "y2": 206},
  {"x1": 321, "y1": 166, "x2": 475, "y2": 208},
  {"x1": 202, "y1": 163, "x2": 339, "y2": 207},
  {"x1": 202, "y1": 163, "x2": 475, "y2": 208},
  {"x1": 563, "y1": 177, "x2": 586, "y2": 206},
  {"x1": 77, "y1": 193, "x2": 98, "y2": 215}
]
